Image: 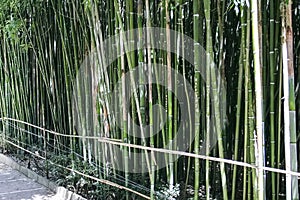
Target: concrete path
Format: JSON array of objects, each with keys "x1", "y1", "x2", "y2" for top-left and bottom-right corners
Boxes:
[{"x1": 0, "y1": 162, "x2": 55, "y2": 200}]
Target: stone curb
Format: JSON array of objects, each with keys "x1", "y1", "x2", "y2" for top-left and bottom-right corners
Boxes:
[{"x1": 0, "y1": 153, "x2": 86, "y2": 200}]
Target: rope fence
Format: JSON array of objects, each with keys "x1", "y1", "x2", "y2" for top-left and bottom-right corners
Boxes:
[
  {"x1": 2, "y1": 117, "x2": 300, "y2": 177},
  {"x1": 1, "y1": 117, "x2": 300, "y2": 199}
]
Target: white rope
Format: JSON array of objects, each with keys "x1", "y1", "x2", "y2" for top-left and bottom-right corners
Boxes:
[{"x1": 1, "y1": 117, "x2": 300, "y2": 178}]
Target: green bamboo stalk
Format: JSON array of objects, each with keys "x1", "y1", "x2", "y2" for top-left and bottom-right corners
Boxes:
[
  {"x1": 144, "y1": 0, "x2": 155, "y2": 198},
  {"x1": 259, "y1": 1, "x2": 267, "y2": 196},
  {"x1": 251, "y1": 0, "x2": 265, "y2": 198},
  {"x1": 108, "y1": 0, "x2": 118, "y2": 178},
  {"x1": 120, "y1": 29, "x2": 129, "y2": 200},
  {"x1": 203, "y1": 0, "x2": 228, "y2": 199},
  {"x1": 137, "y1": 0, "x2": 147, "y2": 174},
  {"x1": 282, "y1": 1, "x2": 299, "y2": 199},
  {"x1": 281, "y1": 3, "x2": 293, "y2": 199},
  {"x1": 247, "y1": 169, "x2": 252, "y2": 199},
  {"x1": 126, "y1": 0, "x2": 137, "y2": 179},
  {"x1": 248, "y1": 75, "x2": 258, "y2": 200},
  {"x1": 193, "y1": 0, "x2": 201, "y2": 198},
  {"x1": 113, "y1": 0, "x2": 152, "y2": 179},
  {"x1": 276, "y1": 49, "x2": 283, "y2": 200},
  {"x1": 232, "y1": 1, "x2": 245, "y2": 197},
  {"x1": 217, "y1": 0, "x2": 226, "y2": 135},
  {"x1": 125, "y1": 0, "x2": 136, "y2": 198},
  {"x1": 179, "y1": 0, "x2": 195, "y2": 194},
  {"x1": 204, "y1": 0, "x2": 210, "y2": 196},
  {"x1": 159, "y1": 0, "x2": 169, "y2": 181},
  {"x1": 147, "y1": 2, "x2": 168, "y2": 180},
  {"x1": 90, "y1": 0, "x2": 118, "y2": 176},
  {"x1": 173, "y1": 1, "x2": 179, "y2": 185},
  {"x1": 69, "y1": 1, "x2": 81, "y2": 165},
  {"x1": 165, "y1": 0, "x2": 174, "y2": 190},
  {"x1": 243, "y1": 4, "x2": 251, "y2": 200},
  {"x1": 205, "y1": 33, "x2": 211, "y2": 200},
  {"x1": 269, "y1": 0, "x2": 277, "y2": 198},
  {"x1": 281, "y1": 21, "x2": 292, "y2": 200},
  {"x1": 1, "y1": 33, "x2": 8, "y2": 152}
]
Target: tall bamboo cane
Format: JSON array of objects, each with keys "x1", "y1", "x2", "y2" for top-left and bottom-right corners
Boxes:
[{"x1": 251, "y1": 0, "x2": 265, "y2": 199}]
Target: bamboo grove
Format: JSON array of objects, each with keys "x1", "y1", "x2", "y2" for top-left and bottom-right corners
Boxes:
[{"x1": 0, "y1": 0, "x2": 300, "y2": 199}]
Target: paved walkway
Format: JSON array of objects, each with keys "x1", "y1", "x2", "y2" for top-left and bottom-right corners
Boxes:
[{"x1": 0, "y1": 162, "x2": 55, "y2": 200}]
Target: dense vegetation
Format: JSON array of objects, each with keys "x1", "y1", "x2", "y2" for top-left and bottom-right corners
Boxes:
[{"x1": 0, "y1": 0, "x2": 300, "y2": 199}]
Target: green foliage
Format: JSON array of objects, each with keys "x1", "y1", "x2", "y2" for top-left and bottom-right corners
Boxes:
[
  {"x1": 156, "y1": 183, "x2": 180, "y2": 200},
  {"x1": 48, "y1": 153, "x2": 125, "y2": 199},
  {"x1": 0, "y1": 0, "x2": 28, "y2": 22},
  {"x1": 3, "y1": 19, "x2": 25, "y2": 42}
]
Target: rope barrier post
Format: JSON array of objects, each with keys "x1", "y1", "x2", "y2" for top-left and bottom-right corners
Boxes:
[{"x1": 43, "y1": 127, "x2": 49, "y2": 179}]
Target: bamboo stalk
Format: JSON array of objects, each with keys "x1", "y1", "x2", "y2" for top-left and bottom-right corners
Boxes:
[
  {"x1": 269, "y1": 0, "x2": 276, "y2": 198},
  {"x1": 281, "y1": 3, "x2": 293, "y2": 199},
  {"x1": 243, "y1": 5, "x2": 251, "y2": 200},
  {"x1": 232, "y1": 1, "x2": 245, "y2": 197},
  {"x1": 285, "y1": 1, "x2": 299, "y2": 199},
  {"x1": 251, "y1": 0, "x2": 265, "y2": 198},
  {"x1": 193, "y1": 0, "x2": 201, "y2": 198},
  {"x1": 165, "y1": 0, "x2": 174, "y2": 190},
  {"x1": 144, "y1": 0, "x2": 155, "y2": 198},
  {"x1": 204, "y1": 0, "x2": 228, "y2": 199}
]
